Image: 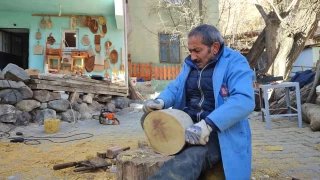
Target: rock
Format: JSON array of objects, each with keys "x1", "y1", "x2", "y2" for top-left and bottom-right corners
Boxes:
[
  {"x1": 0, "y1": 104, "x2": 17, "y2": 123},
  {"x1": 88, "y1": 100, "x2": 104, "y2": 113},
  {"x1": 16, "y1": 100, "x2": 40, "y2": 112},
  {"x1": 104, "y1": 103, "x2": 116, "y2": 113},
  {"x1": 0, "y1": 70, "x2": 4, "y2": 80},
  {"x1": 114, "y1": 97, "x2": 130, "y2": 109},
  {"x1": 39, "y1": 103, "x2": 47, "y2": 110},
  {"x1": 48, "y1": 99, "x2": 70, "y2": 112},
  {"x1": 59, "y1": 109, "x2": 81, "y2": 122},
  {"x1": 82, "y1": 95, "x2": 93, "y2": 104},
  {"x1": 56, "y1": 114, "x2": 62, "y2": 120},
  {"x1": 68, "y1": 92, "x2": 79, "y2": 103},
  {"x1": 94, "y1": 95, "x2": 112, "y2": 103},
  {"x1": 15, "y1": 110, "x2": 32, "y2": 126},
  {"x1": 59, "y1": 92, "x2": 69, "y2": 100},
  {"x1": 0, "y1": 122, "x2": 15, "y2": 132},
  {"x1": 0, "y1": 80, "x2": 26, "y2": 89},
  {"x1": 0, "y1": 89, "x2": 23, "y2": 105},
  {"x1": 73, "y1": 103, "x2": 92, "y2": 120},
  {"x1": 34, "y1": 109, "x2": 56, "y2": 124},
  {"x1": 33, "y1": 90, "x2": 61, "y2": 102},
  {"x1": 2, "y1": 63, "x2": 29, "y2": 82},
  {"x1": 18, "y1": 86, "x2": 33, "y2": 99}
]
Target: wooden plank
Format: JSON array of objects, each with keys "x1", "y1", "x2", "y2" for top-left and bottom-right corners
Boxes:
[
  {"x1": 29, "y1": 74, "x2": 127, "y2": 90},
  {"x1": 28, "y1": 84, "x2": 127, "y2": 96},
  {"x1": 29, "y1": 79, "x2": 127, "y2": 93}
]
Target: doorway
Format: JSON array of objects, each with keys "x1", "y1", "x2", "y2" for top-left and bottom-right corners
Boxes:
[{"x1": 0, "y1": 28, "x2": 29, "y2": 70}]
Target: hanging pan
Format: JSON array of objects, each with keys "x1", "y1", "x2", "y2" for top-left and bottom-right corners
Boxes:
[{"x1": 110, "y1": 49, "x2": 118, "y2": 64}]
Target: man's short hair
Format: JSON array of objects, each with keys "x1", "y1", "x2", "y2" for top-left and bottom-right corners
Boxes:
[{"x1": 188, "y1": 24, "x2": 224, "y2": 48}]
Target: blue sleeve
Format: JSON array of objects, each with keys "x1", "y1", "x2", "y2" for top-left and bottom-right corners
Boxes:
[
  {"x1": 207, "y1": 56, "x2": 255, "y2": 132},
  {"x1": 156, "y1": 63, "x2": 188, "y2": 109}
]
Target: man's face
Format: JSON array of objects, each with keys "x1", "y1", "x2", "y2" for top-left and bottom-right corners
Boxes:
[{"x1": 188, "y1": 35, "x2": 220, "y2": 68}]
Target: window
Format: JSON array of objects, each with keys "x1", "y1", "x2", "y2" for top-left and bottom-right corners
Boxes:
[{"x1": 159, "y1": 33, "x2": 180, "y2": 63}]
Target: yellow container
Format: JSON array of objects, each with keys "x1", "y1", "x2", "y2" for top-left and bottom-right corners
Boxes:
[{"x1": 44, "y1": 118, "x2": 60, "y2": 134}]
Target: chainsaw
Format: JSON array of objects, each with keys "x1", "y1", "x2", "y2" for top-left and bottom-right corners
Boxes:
[{"x1": 99, "y1": 109, "x2": 120, "y2": 125}]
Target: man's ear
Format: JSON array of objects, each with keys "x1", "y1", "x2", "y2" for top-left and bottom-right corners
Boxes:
[{"x1": 212, "y1": 42, "x2": 221, "y2": 55}]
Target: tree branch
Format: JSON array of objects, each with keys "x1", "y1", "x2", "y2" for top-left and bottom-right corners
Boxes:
[
  {"x1": 255, "y1": 4, "x2": 268, "y2": 24},
  {"x1": 285, "y1": 0, "x2": 299, "y2": 12},
  {"x1": 267, "y1": 0, "x2": 283, "y2": 21}
]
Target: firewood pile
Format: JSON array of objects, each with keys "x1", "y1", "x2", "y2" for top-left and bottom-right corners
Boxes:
[{"x1": 268, "y1": 60, "x2": 320, "y2": 131}]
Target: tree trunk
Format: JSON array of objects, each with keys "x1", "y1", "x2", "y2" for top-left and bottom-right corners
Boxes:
[
  {"x1": 302, "y1": 103, "x2": 320, "y2": 131},
  {"x1": 142, "y1": 109, "x2": 194, "y2": 155},
  {"x1": 246, "y1": 28, "x2": 266, "y2": 69},
  {"x1": 250, "y1": 1, "x2": 320, "y2": 78},
  {"x1": 268, "y1": 2, "x2": 320, "y2": 79},
  {"x1": 306, "y1": 60, "x2": 320, "y2": 103}
]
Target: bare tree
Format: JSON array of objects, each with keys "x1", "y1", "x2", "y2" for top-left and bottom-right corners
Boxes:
[{"x1": 247, "y1": 0, "x2": 320, "y2": 79}]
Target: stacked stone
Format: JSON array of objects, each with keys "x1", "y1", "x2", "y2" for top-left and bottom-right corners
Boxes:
[{"x1": 0, "y1": 63, "x2": 131, "y2": 128}]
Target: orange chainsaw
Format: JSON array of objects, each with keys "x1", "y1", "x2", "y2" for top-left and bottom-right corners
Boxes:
[{"x1": 99, "y1": 109, "x2": 120, "y2": 125}]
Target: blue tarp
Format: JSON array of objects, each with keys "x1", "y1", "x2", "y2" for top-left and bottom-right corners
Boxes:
[{"x1": 289, "y1": 69, "x2": 315, "y2": 90}]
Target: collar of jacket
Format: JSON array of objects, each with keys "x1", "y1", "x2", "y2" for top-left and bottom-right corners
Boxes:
[{"x1": 185, "y1": 43, "x2": 225, "y2": 70}]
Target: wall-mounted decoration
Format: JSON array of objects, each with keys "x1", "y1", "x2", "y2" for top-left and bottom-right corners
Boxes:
[
  {"x1": 35, "y1": 29, "x2": 42, "y2": 40},
  {"x1": 98, "y1": 16, "x2": 106, "y2": 25},
  {"x1": 81, "y1": 35, "x2": 90, "y2": 46},
  {"x1": 40, "y1": 16, "x2": 47, "y2": 29},
  {"x1": 76, "y1": 16, "x2": 86, "y2": 27},
  {"x1": 85, "y1": 56, "x2": 95, "y2": 72},
  {"x1": 89, "y1": 19, "x2": 98, "y2": 34},
  {"x1": 47, "y1": 16, "x2": 52, "y2": 29},
  {"x1": 47, "y1": 33, "x2": 56, "y2": 45},
  {"x1": 62, "y1": 29, "x2": 78, "y2": 50},
  {"x1": 87, "y1": 45, "x2": 95, "y2": 57},
  {"x1": 70, "y1": 16, "x2": 76, "y2": 31},
  {"x1": 33, "y1": 41, "x2": 43, "y2": 55}
]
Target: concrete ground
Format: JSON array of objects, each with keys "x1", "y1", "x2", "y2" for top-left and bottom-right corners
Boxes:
[{"x1": 0, "y1": 105, "x2": 319, "y2": 180}]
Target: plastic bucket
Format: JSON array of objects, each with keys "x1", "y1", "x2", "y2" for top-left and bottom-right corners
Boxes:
[{"x1": 44, "y1": 118, "x2": 60, "y2": 134}]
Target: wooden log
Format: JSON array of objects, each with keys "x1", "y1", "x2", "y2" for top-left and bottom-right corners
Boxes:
[
  {"x1": 116, "y1": 148, "x2": 173, "y2": 180},
  {"x1": 302, "y1": 103, "x2": 320, "y2": 131},
  {"x1": 269, "y1": 82, "x2": 312, "y2": 114},
  {"x1": 116, "y1": 147, "x2": 225, "y2": 180},
  {"x1": 29, "y1": 79, "x2": 127, "y2": 93},
  {"x1": 128, "y1": 76, "x2": 144, "y2": 100},
  {"x1": 306, "y1": 60, "x2": 320, "y2": 103},
  {"x1": 143, "y1": 109, "x2": 194, "y2": 155},
  {"x1": 28, "y1": 84, "x2": 127, "y2": 96}
]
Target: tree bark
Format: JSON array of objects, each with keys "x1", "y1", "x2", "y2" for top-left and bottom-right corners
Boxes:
[
  {"x1": 268, "y1": 2, "x2": 320, "y2": 79},
  {"x1": 251, "y1": 1, "x2": 320, "y2": 79},
  {"x1": 306, "y1": 60, "x2": 320, "y2": 103},
  {"x1": 246, "y1": 28, "x2": 266, "y2": 69}
]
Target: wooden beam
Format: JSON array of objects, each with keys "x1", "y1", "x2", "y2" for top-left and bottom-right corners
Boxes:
[
  {"x1": 28, "y1": 84, "x2": 127, "y2": 96},
  {"x1": 31, "y1": 14, "x2": 102, "y2": 18}
]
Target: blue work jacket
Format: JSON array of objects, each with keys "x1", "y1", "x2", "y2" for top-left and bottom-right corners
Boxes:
[{"x1": 157, "y1": 46, "x2": 255, "y2": 179}]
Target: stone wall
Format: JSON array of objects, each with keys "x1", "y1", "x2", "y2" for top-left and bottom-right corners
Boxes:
[{"x1": 0, "y1": 63, "x2": 130, "y2": 127}]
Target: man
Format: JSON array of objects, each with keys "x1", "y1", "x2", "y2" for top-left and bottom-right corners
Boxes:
[{"x1": 142, "y1": 24, "x2": 255, "y2": 180}]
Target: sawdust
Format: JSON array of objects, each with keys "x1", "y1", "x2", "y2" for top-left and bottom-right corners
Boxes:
[{"x1": 0, "y1": 136, "x2": 146, "y2": 180}]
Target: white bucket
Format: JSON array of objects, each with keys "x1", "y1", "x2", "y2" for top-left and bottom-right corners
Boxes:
[{"x1": 130, "y1": 77, "x2": 137, "y2": 86}]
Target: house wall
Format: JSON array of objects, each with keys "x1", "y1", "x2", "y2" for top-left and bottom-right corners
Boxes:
[
  {"x1": 290, "y1": 48, "x2": 313, "y2": 77},
  {"x1": 312, "y1": 47, "x2": 320, "y2": 63},
  {"x1": 127, "y1": 0, "x2": 219, "y2": 64},
  {"x1": 0, "y1": 11, "x2": 124, "y2": 76}
]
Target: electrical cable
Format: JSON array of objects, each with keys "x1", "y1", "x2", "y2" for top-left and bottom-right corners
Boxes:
[{"x1": 7, "y1": 133, "x2": 94, "y2": 145}]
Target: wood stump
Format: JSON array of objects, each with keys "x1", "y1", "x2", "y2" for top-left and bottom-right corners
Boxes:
[
  {"x1": 116, "y1": 148, "x2": 173, "y2": 180},
  {"x1": 116, "y1": 148, "x2": 225, "y2": 180},
  {"x1": 143, "y1": 109, "x2": 194, "y2": 155}
]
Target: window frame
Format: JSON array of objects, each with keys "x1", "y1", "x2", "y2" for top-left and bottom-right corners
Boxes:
[{"x1": 158, "y1": 33, "x2": 181, "y2": 64}]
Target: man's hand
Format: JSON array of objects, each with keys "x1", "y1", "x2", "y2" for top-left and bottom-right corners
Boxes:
[
  {"x1": 142, "y1": 99, "x2": 164, "y2": 113},
  {"x1": 185, "y1": 120, "x2": 212, "y2": 145}
]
